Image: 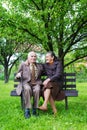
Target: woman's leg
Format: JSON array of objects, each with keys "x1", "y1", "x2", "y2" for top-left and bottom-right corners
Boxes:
[
  {"x1": 39, "y1": 89, "x2": 51, "y2": 110},
  {"x1": 49, "y1": 95, "x2": 57, "y2": 114},
  {"x1": 43, "y1": 89, "x2": 51, "y2": 108}
]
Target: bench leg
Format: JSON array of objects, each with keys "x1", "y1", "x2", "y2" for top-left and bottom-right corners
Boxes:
[
  {"x1": 21, "y1": 93, "x2": 25, "y2": 110},
  {"x1": 65, "y1": 96, "x2": 68, "y2": 110}
]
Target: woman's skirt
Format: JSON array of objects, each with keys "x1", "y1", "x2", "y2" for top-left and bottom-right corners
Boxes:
[{"x1": 43, "y1": 81, "x2": 65, "y2": 101}]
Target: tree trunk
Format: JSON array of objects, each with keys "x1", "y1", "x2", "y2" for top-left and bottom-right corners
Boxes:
[
  {"x1": 58, "y1": 47, "x2": 64, "y2": 73},
  {"x1": 4, "y1": 64, "x2": 9, "y2": 83}
]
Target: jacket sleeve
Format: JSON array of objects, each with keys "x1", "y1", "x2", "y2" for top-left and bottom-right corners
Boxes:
[
  {"x1": 16, "y1": 63, "x2": 24, "y2": 76},
  {"x1": 18, "y1": 63, "x2": 23, "y2": 73},
  {"x1": 50, "y1": 61, "x2": 63, "y2": 81}
]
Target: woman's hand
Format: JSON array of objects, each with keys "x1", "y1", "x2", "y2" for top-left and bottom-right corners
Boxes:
[{"x1": 43, "y1": 78, "x2": 50, "y2": 88}]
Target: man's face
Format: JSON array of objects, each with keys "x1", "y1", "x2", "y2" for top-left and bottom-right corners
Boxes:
[{"x1": 28, "y1": 52, "x2": 37, "y2": 63}]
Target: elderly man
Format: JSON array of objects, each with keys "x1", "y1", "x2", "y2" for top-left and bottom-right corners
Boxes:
[{"x1": 16, "y1": 51, "x2": 43, "y2": 119}]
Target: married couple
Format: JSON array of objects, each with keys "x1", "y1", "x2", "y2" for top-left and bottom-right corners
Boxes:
[{"x1": 16, "y1": 51, "x2": 65, "y2": 119}]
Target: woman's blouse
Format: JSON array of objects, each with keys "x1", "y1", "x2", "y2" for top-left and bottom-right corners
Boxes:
[{"x1": 44, "y1": 61, "x2": 63, "y2": 82}]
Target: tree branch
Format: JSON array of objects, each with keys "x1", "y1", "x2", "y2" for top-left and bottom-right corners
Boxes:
[
  {"x1": 68, "y1": 44, "x2": 87, "y2": 53},
  {"x1": 63, "y1": 20, "x2": 87, "y2": 58},
  {"x1": 31, "y1": 0, "x2": 41, "y2": 10},
  {"x1": 64, "y1": 54, "x2": 87, "y2": 68}
]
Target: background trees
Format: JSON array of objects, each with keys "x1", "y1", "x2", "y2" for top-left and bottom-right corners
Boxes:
[
  {"x1": 0, "y1": 38, "x2": 33, "y2": 82},
  {"x1": 0, "y1": 0, "x2": 87, "y2": 82}
]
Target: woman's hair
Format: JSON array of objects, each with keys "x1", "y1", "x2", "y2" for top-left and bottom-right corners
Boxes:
[{"x1": 46, "y1": 51, "x2": 58, "y2": 61}]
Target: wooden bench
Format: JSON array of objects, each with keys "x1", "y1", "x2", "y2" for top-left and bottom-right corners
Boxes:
[
  {"x1": 10, "y1": 72, "x2": 78, "y2": 110},
  {"x1": 62, "y1": 72, "x2": 78, "y2": 109}
]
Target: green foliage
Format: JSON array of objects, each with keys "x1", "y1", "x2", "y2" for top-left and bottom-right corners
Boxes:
[
  {"x1": 0, "y1": 65, "x2": 4, "y2": 80},
  {"x1": 0, "y1": 81, "x2": 87, "y2": 130},
  {"x1": 64, "y1": 59, "x2": 87, "y2": 82},
  {"x1": 0, "y1": 0, "x2": 87, "y2": 61},
  {"x1": 77, "y1": 71, "x2": 87, "y2": 82},
  {"x1": 0, "y1": 0, "x2": 87, "y2": 81},
  {"x1": 76, "y1": 64, "x2": 87, "y2": 82}
]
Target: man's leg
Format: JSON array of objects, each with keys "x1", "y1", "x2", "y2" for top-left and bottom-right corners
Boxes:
[
  {"x1": 32, "y1": 84, "x2": 40, "y2": 116},
  {"x1": 24, "y1": 83, "x2": 32, "y2": 118}
]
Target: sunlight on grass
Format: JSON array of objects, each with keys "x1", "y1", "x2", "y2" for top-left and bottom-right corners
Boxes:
[{"x1": 0, "y1": 81, "x2": 87, "y2": 130}]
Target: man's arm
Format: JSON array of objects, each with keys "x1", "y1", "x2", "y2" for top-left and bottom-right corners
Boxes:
[{"x1": 15, "y1": 63, "x2": 23, "y2": 79}]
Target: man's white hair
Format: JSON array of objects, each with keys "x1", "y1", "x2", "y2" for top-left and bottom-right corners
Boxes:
[{"x1": 28, "y1": 51, "x2": 37, "y2": 57}]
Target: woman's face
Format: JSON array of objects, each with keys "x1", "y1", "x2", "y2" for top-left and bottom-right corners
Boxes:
[{"x1": 45, "y1": 53, "x2": 54, "y2": 63}]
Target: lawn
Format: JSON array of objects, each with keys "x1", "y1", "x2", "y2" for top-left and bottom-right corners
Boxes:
[{"x1": 0, "y1": 81, "x2": 87, "y2": 130}]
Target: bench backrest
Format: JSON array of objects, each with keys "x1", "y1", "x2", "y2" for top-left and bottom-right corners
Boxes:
[
  {"x1": 14, "y1": 72, "x2": 76, "y2": 90},
  {"x1": 63, "y1": 72, "x2": 76, "y2": 90}
]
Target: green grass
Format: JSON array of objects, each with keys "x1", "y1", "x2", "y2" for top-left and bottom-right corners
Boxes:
[{"x1": 0, "y1": 81, "x2": 87, "y2": 130}]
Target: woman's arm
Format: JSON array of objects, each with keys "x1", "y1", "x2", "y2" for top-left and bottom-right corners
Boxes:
[{"x1": 50, "y1": 61, "x2": 63, "y2": 81}]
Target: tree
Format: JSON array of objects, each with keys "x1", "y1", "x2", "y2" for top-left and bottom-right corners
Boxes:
[
  {"x1": 0, "y1": 38, "x2": 32, "y2": 83},
  {"x1": 0, "y1": 0, "x2": 87, "y2": 71},
  {"x1": 0, "y1": 1, "x2": 44, "y2": 82}
]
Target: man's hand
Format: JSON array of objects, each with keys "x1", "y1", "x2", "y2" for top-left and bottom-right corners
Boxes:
[{"x1": 15, "y1": 73, "x2": 21, "y2": 79}]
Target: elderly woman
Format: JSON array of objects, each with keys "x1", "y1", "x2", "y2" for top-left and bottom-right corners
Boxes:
[{"x1": 39, "y1": 51, "x2": 65, "y2": 115}]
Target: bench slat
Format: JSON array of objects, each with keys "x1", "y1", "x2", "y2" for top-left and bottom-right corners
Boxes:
[
  {"x1": 64, "y1": 90, "x2": 78, "y2": 97},
  {"x1": 63, "y1": 78, "x2": 76, "y2": 82},
  {"x1": 64, "y1": 73, "x2": 76, "y2": 76},
  {"x1": 63, "y1": 84, "x2": 76, "y2": 88},
  {"x1": 10, "y1": 90, "x2": 19, "y2": 96},
  {"x1": 14, "y1": 84, "x2": 18, "y2": 88}
]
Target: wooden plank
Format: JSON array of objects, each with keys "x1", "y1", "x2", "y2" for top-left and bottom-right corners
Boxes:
[
  {"x1": 64, "y1": 73, "x2": 76, "y2": 76},
  {"x1": 64, "y1": 90, "x2": 78, "y2": 97},
  {"x1": 14, "y1": 84, "x2": 18, "y2": 88},
  {"x1": 10, "y1": 89, "x2": 19, "y2": 96},
  {"x1": 64, "y1": 78, "x2": 76, "y2": 82},
  {"x1": 63, "y1": 84, "x2": 76, "y2": 88}
]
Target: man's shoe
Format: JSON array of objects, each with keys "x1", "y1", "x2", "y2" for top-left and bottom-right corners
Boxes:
[
  {"x1": 32, "y1": 108, "x2": 39, "y2": 116},
  {"x1": 24, "y1": 108, "x2": 31, "y2": 119}
]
